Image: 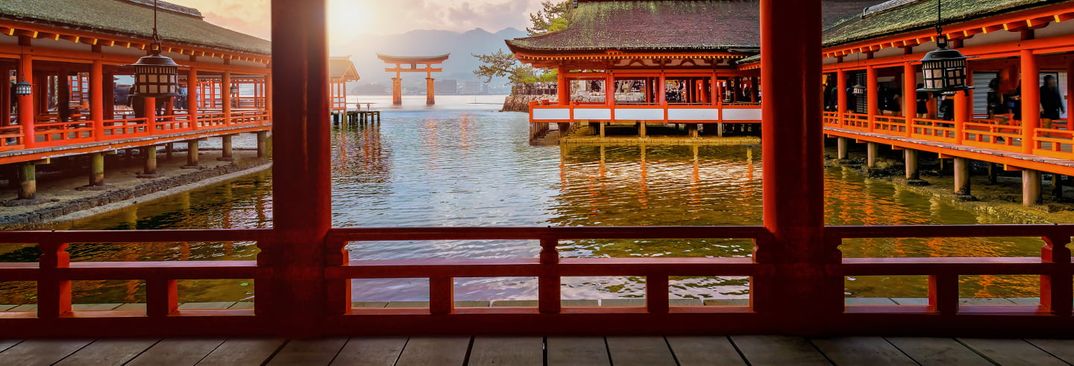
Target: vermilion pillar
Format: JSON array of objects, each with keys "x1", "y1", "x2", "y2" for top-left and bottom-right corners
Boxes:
[
  {"x1": 1020, "y1": 49, "x2": 1039, "y2": 154},
  {"x1": 903, "y1": 62, "x2": 915, "y2": 136},
  {"x1": 0, "y1": 65, "x2": 9, "y2": 127},
  {"x1": 392, "y1": 74, "x2": 402, "y2": 105},
  {"x1": 556, "y1": 67, "x2": 568, "y2": 104},
  {"x1": 223, "y1": 71, "x2": 232, "y2": 125},
  {"x1": 866, "y1": 66, "x2": 878, "y2": 131},
  {"x1": 756, "y1": 0, "x2": 837, "y2": 325},
  {"x1": 188, "y1": 68, "x2": 199, "y2": 130},
  {"x1": 268, "y1": 0, "x2": 332, "y2": 336},
  {"x1": 836, "y1": 69, "x2": 847, "y2": 127},
  {"x1": 90, "y1": 61, "x2": 104, "y2": 140},
  {"x1": 18, "y1": 52, "x2": 34, "y2": 148},
  {"x1": 265, "y1": 73, "x2": 273, "y2": 117},
  {"x1": 145, "y1": 97, "x2": 156, "y2": 134},
  {"x1": 953, "y1": 90, "x2": 968, "y2": 145},
  {"x1": 426, "y1": 76, "x2": 435, "y2": 105}
]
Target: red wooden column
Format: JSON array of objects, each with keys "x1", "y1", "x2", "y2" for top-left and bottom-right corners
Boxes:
[
  {"x1": 0, "y1": 65, "x2": 9, "y2": 126},
  {"x1": 267, "y1": 0, "x2": 332, "y2": 336},
  {"x1": 557, "y1": 67, "x2": 568, "y2": 104},
  {"x1": 953, "y1": 70, "x2": 971, "y2": 144},
  {"x1": 90, "y1": 60, "x2": 104, "y2": 140},
  {"x1": 188, "y1": 68, "x2": 199, "y2": 130},
  {"x1": 265, "y1": 73, "x2": 273, "y2": 118},
  {"x1": 1021, "y1": 49, "x2": 1039, "y2": 154},
  {"x1": 755, "y1": 0, "x2": 838, "y2": 328},
  {"x1": 223, "y1": 71, "x2": 232, "y2": 125},
  {"x1": 903, "y1": 62, "x2": 915, "y2": 136},
  {"x1": 836, "y1": 69, "x2": 847, "y2": 127},
  {"x1": 37, "y1": 240, "x2": 71, "y2": 319},
  {"x1": 866, "y1": 66, "x2": 878, "y2": 131},
  {"x1": 145, "y1": 97, "x2": 157, "y2": 134},
  {"x1": 17, "y1": 51, "x2": 34, "y2": 148}
]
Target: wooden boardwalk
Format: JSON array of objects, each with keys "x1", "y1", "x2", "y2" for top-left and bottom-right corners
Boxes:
[{"x1": 2, "y1": 335, "x2": 1073, "y2": 365}]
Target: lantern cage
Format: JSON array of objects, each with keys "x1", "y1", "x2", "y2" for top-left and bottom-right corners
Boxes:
[
  {"x1": 13, "y1": 81, "x2": 31, "y2": 96},
  {"x1": 851, "y1": 74, "x2": 866, "y2": 96},
  {"x1": 917, "y1": 36, "x2": 969, "y2": 95},
  {"x1": 131, "y1": 53, "x2": 180, "y2": 97}
]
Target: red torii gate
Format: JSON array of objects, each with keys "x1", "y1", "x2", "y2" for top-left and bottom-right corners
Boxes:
[{"x1": 377, "y1": 53, "x2": 449, "y2": 106}]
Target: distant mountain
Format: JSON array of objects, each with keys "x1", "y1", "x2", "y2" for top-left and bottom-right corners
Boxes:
[{"x1": 337, "y1": 27, "x2": 527, "y2": 94}]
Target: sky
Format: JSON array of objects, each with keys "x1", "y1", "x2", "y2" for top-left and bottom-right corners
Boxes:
[{"x1": 169, "y1": 0, "x2": 543, "y2": 41}]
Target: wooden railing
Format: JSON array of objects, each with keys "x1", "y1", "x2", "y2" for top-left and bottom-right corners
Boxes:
[
  {"x1": 0, "y1": 109, "x2": 271, "y2": 154},
  {"x1": 1, "y1": 225, "x2": 1071, "y2": 337},
  {"x1": 964, "y1": 120, "x2": 1022, "y2": 152},
  {"x1": 843, "y1": 112, "x2": 869, "y2": 130},
  {"x1": 1034, "y1": 128, "x2": 1074, "y2": 159},
  {"x1": 529, "y1": 101, "x2": 762, "y2": 124}
]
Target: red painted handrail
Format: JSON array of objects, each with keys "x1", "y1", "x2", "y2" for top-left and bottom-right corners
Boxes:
[{"x1": 0, "y1": 225, "x2": 1070, "y2": 337}]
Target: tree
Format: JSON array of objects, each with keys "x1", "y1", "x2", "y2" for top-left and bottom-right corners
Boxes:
[
  {"x1": 473, "y1": 0, "x2": 571, "y2": 86},
  {"x1": 527, "y1": 0, "x2": 574, "y2": 36}
]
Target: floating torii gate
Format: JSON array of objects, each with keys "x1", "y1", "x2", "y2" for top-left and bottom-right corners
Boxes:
[{"x1": 378, "y1": 53, "x2": 450, "y2": 105}]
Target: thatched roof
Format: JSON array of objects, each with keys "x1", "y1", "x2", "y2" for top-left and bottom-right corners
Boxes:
[
  {"x1": 507, "y1": 0, "x2": 878, "y2": 54},
  {"x1": 0, "y1": 0, "x2": 270, "y2": 55},
  {"x1": 823, "y1": 0, "x2": 1056, "y2": 47}
]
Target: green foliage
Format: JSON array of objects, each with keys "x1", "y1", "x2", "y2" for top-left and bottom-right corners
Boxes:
[
  {"x1": 473, "y1": 1, "x2": 570, "y2": 86},
  {"x1": 472, "y1": 50, "x2": 557, "y2": 85},
  {"x1": 527, "y1": 0, "x2": 574, "y2": 36}
]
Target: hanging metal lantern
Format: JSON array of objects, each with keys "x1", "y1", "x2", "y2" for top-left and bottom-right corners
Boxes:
[
  {"x1": 852, "y1": 81, "x2": 866, "y2": 96},
  {"x1": 231, "y1": 84, "x2": 240, "y2": 95},
  {"x1": 130, "y1": 0, "x2": 179, "y2": 97},
  {"x1": 917, "y1": 0, "x2": 969, "y2": 95},
  {"x1": 13, "y1": 81, "x2": 31, "y2": 96}
]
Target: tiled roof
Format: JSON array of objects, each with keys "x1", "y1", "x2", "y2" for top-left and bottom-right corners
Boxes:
[
  {"x1": 507, "y1": 0, "x2": 878, "y2": 54},
  {"x1": 0, "y1": 0, "x2": 270, "y2": 55},
  {"x1": 823, "y1": 0, "x2": 1056, "y2": 47}
]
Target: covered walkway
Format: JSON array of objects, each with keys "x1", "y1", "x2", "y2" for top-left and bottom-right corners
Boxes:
[{"x1": 4, "y1": 335, "x2": 1074, "y2": 365}]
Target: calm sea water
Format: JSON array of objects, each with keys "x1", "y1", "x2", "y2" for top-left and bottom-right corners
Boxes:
[{"x1": 0, "y1": 95, "x2": 1046, "y2": 304}]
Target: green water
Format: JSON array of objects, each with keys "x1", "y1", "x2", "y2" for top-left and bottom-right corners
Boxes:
[{"x1": 0, "y1": 96, "x2": 1048, "y2": 304}]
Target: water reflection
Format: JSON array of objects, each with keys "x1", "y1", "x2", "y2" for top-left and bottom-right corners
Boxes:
[{"x1": 0, "y1": 97, "x2": 1046, "y2": 303}]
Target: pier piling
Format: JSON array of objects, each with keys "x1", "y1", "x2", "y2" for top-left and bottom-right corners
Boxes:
[
  {"x1": 1023, "y1": 170, "x2": 1043, "y2": 206},
  {"x1": 954, "y1": 157, "x2": 972, "y2": 199},
  {"x1": 18, "y1": 163, "x2": 35, "y2": 200},
  {"x1": 257, "y1": 131, "x2": 268, "y2": 158},
  {"x1": 837, "y1": 137, "x2": 848, "y2": 160},
  {"x1": 866, "y1": 142, "x2": 878, "y2": 168},
  {"x1": 219, "y1": 135, "x2": 234, "y2": 161},
  {"x1": 185, "y1": 140, "x2": 200, "y2": 168},
  {"x1": 88, "y1": 152, "x2": 105, "y2": 187},
  {"x1": 140, "y1": 145, "x2": 158, "y2": 178}
]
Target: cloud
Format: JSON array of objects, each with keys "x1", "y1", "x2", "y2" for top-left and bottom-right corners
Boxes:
[{"x1": 169, "y1": 0, "x2": 543, "y2": 39}]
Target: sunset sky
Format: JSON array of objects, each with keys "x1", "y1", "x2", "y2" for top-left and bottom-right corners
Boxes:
[{"x1": 169, "y1": 0, "x2": 543, "y2": 43}]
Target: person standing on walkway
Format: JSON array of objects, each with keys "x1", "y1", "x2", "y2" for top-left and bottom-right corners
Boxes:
[{"x1": 1041, "y1": 75, "x2": 1065, "y2": 122}]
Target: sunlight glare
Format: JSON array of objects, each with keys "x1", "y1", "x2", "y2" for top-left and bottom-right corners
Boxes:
[{"x1": 329, "y1": 0, "x2": 375, "y2": 37}]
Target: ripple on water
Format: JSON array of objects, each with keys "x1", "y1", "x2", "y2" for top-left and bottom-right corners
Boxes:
[{"x1": 11, "y1": 97, "x2": 1045, "y2": 303}]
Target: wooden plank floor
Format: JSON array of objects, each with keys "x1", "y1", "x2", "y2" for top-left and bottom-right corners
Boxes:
[{"x1": 1, "y1": 336, "x2": 1071, "y2": 365}]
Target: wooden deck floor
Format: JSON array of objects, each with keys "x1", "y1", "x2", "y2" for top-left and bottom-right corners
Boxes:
[{"x1": 2, "y1": 335, "x2": 1073, "y2": 365}]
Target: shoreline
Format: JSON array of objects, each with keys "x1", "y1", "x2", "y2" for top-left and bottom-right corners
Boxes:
[
  {"x1": 0, "y1": 151, "x2": 271, "y2": 230},
  {"x1": 49, "y1": 162, "x2": 271, "y2": 226},
  {"x1": 825, "y1": 147, "x2": 1074, "y2": 224}
]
